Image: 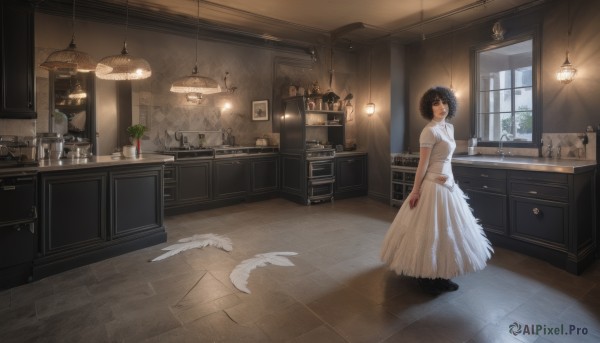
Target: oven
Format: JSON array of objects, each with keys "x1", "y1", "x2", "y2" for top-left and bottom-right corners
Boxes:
[
  {"x1": 305, "y1": 148, "x2": 335, "y2": 204},
  {"x1": 308, "y1": 159, "x2": 334, "y2": 179}
]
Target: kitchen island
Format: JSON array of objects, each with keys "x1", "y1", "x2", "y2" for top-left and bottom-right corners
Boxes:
[
  {"x1": 32, "y1": 154, "x2": 174, "y2": 280},
  {"x1": 452, "y1": 155, "x2": 596, "y2": 274}
]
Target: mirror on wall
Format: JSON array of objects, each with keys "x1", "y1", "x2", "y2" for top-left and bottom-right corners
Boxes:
[
  {"x1": 49, "y1": 71, "x2": 97, "y2": 154},
  {"x1": 472, "y1": 33, "x2": 540, "y2": 147}
]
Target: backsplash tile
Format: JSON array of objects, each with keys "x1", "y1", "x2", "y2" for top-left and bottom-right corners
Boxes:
[{"x1": 0, "y1": 119, "x2": 36, "y2": 136}]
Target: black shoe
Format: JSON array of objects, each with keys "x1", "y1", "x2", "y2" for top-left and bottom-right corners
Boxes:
[
  {"x1": 416, "y1": 278, "x2": 443, "y2": 295},
  {"x1": 435, "y1": 278, "x2": 459, "y2": 292}
]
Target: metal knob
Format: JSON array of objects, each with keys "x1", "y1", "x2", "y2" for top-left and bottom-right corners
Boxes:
[{"x1": 532, "y1": 207, "x2": 540, "y2": 215}]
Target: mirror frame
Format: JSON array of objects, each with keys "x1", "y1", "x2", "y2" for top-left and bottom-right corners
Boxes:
[
  {"x1": 49, "y1": 71, "x2": 97, "y2": 155},
  {"x1": 470, "y1": 28, "x2": 541, "y2": 148}
]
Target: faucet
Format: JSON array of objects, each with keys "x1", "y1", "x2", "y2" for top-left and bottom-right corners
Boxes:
[
  {"x1": 497, "y1": 133, "x2": 509, "y2": 157},
  {"x1": 546, "y1": 142, "x2": 553, "y2": 158}
]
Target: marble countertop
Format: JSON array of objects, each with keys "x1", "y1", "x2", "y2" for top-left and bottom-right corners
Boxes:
[
  {"x1": 37, "y1": 154, "x2": 174, "y2": 172},
  {"x1": 452, "y1": 155, "x2": 596, "y2": 174}
]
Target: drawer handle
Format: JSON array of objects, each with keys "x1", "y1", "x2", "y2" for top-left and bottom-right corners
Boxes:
[
  {"x1": 528, "y1": 191, "x2": 538, "y2": 195},
  {"x1": 480, "y1": 173, "x2": 489, "y2": 177},
  {"x1": 482, "y1": 185, "x2": 488, "y2": 189},
  {"x1": 532, "y1": 207, "x2": 541, "y2": 215}
]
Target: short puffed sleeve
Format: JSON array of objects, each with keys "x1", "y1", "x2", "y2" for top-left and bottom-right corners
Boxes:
[{"x1": 419, "y1": 126, "x2": 436, "y2": 148}]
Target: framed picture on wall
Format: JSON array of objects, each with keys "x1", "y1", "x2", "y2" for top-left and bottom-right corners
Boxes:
[{"x1": 252, "y1": 100, "x2": 269, "y2": 121}]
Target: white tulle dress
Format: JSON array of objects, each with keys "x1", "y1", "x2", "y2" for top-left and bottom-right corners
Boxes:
[{"x1": 381, "y1": 120, "x2": 493, "y2": 279}]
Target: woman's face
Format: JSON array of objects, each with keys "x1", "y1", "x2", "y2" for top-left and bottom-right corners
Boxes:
[{"x1": 431, "y1": 97, "x2": 449, "y2": 122}]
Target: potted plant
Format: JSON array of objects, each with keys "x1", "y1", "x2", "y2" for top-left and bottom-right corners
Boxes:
[{"x1": 126, "y1": 124, "x2": 147, "y2": 156}]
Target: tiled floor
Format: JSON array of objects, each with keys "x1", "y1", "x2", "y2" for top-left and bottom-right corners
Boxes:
[{"x1": 1, "y1": 197, "x2": 599, "y2": 342}]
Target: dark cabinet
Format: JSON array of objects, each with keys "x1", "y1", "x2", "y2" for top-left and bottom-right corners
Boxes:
[
  {"x1": 39, "y1": 171, "x2": 107, "y2": 256},
  {"x1": 111, "y1": 168, "x2": 163, "y2": 239},
  {"x1": 0, "y1": 1, "x2": 36, "y2": 118},
  {"x1": 335, "y1": 154, "x2": 367, "y2": 199},
  {"x1": 177, "y1": 160, "x2": 211, "y2": 203},
  {"x1": 250, "y1": 156, "x2": 279, "y2": 194},
  {"x1": 35, "y1": 164, "x2": 166, "y2": 279},
  {"x1": 213, "y1": 159, "x2": 248, "y2": 200},
  {"x1": 454, "y1": 166, "x2": 507, "y2": 235},
  {"x1": 453, "y1": 165, "x2": 595, "y2": 274}
]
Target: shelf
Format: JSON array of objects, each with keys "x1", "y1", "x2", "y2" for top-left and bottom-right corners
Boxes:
[
  {"x1": 306, "y1": 110, "x2": 344, "y2": 114},
  {"x1": 306, "y1": 124, "x2": 343, "y2": 127}
]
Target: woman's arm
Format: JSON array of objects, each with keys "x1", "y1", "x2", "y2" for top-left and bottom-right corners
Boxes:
[{"x1": 408, "y1": 146, "x2": 432, "y2": 209}]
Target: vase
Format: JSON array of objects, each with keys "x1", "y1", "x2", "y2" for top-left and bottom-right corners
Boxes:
[{"x1": 136, "y1": 138, "x2": 141, "y2": 156}]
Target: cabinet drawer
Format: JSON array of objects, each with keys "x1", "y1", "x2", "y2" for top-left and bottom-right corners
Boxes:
[
  {"x1": 509, "y1": 170, "x2": 567, "y2": 184},
  {"x1": 453, "y1": 166, "x2": 506, "y2": 180},
  {"x1": 510, "y1": 196, "x2": 568, "y2": 249},
  {"x1": 510, "y1": 182, "x2": 568, "y2": 202},
  {"x1": 457, "y1": 177, "x2": 506, "y2": 194},
  {"x1": 163, "y1": 166, "x2": 176, "y2": 183}
]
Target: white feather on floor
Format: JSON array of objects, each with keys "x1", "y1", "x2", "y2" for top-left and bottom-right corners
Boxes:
[
  {"x1": 229, "y1": 252, "x2": 298, "y2": 294},
  {"x1": 151, "y1": 233, "x2": 233, "y2": 262}
]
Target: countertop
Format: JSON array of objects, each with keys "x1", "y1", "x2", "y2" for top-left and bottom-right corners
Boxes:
[
  {"x1": 452, "y1": 155, "x2": 596, "y2": 174},
  {"x1": 37, "y1": 154, "x2": 174, "y2": 172}
]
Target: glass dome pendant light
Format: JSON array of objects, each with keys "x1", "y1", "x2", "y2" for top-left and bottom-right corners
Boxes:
[
  {"x1": 40, "y1": 0, "x2": 96, "y2": 73},
  {"x1": 95, "y1": 0, "x2": 152, "y2": 80},
  {"x1": 170, "y1": 0, "x2": 221, "y2": 102}
]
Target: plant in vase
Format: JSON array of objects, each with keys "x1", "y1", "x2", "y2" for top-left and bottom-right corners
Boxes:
[{"x1": 126, "y1": 124, "x2": 147, "y2": 156}]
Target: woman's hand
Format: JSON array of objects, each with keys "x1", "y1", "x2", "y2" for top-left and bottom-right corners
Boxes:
[{"x1": 408, "y1": 191, "x2": 420, "y2": 209}]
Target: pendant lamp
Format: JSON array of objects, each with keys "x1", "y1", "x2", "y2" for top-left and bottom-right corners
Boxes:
[
  {"x1": 556, "y1": 0, "x2": 577, "y2": 84},
  {"x1": 40, "y1": 0, "x2": 96, "y2": 73},
  {"x1": 96, "y1": 0, "x2": 152, "y2": 80},
  {"x1": 170, "y1": 0, "x2": 221, "y2": 102},
  {"x1": 68, "y1": 80, "x2": 87, "y2": 99}
]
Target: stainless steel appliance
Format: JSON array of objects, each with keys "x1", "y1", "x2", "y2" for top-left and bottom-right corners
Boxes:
[
  {"x1": 0, "y1": 135, "x2": 38, "y2": 169},
  {"x1": 305, "y1": 147, "x2": 335, "y2": 204}
]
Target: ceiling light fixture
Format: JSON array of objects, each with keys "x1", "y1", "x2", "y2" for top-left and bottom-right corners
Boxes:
[
  {"x1": 40, "y1": 0, "x2": 96, "y2": 73},
  {"x1": 556, "y1": 0, "x2": 577, "y2": 84},
  {"x1": 96, "y1": 0, "x2": 152, "y2": 80},
  {"x1": 68, "y1": 80, "x2": 87, "y2": 99},
  {"x1": 170, "y1": 0, "x2": 221, "y2": 103},
  {"x1": 366, "y1": 47, "x2": 375, "y2": 116}
]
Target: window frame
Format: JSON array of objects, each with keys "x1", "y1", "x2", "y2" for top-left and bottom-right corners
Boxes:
[{"x1": 470, "y1": 30, "x2": 541, "y2": 149}]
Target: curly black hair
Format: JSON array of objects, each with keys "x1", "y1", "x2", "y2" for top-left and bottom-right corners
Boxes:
[{"x1": 419, "y1": 86, "x2": 457, "y2": 120}]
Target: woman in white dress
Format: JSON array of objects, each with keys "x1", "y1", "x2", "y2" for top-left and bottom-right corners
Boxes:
[{"x1": 380, "y1": 86, "x2": 493, "y2": 294}]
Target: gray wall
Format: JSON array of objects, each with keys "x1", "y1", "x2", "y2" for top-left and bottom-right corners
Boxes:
[
  {"x1": 402, "y1": 0, "x2": 600, "y2": 149},
  {"x1": 34, "y1": 13, "x2": 357, "y2": 155}
]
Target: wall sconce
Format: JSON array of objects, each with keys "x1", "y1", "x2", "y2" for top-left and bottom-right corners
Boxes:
[
  {"x1": 223, "y1": 72, "x2": 237, "y2": 94},
  {"x1": 366, "y1": 48, "x2": 375, "y2": 116},
  {"x1": 556, "y1": 0, "x2": 577, "y2": 84},
  {"x1": 185, "y1": 93, "x2": 204, "y2": 104},
  {"x1": 491, "y1": 21, "x2": 505, "y2": 41},
  {"x1": 308, "y1": 47, "x2": 318, "y2": 63},
  {"x1": 366, "y1": 102, "x2": 375, "y2": 116}
]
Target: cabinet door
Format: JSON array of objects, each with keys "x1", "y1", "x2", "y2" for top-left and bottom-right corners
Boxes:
[
  {"x1": 111, "y1": 167, "x2": 163, "y2": 239},
  {"x1": 177, "y1": 161, "x2": 211, "y2": 203},
  {"x1": 510, "y1": 196, "x2": 568, "y2": 249},
  {"x1": 0, "y1": 2, "x2": 35, "y2": 118},
  {"x1": 336, "y1": 155, "x2": 367, "y2": 197},
  {"x1": 213, "y1": 160, "x2": 247, "y2": 199},
  {"x1": 40, "y1": 171, "x2": 107, "y2": 256},
  {"x1": 464, "y1": 190, "x2": 507, "y2": 235},
  {"x1": 251, "y1": 157, "x2": 279, "y2": 194}
]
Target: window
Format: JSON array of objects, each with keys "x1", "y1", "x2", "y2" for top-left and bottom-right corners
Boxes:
[{"x1": 473, "y1": 35, "x2": 539, "y2": 147}]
